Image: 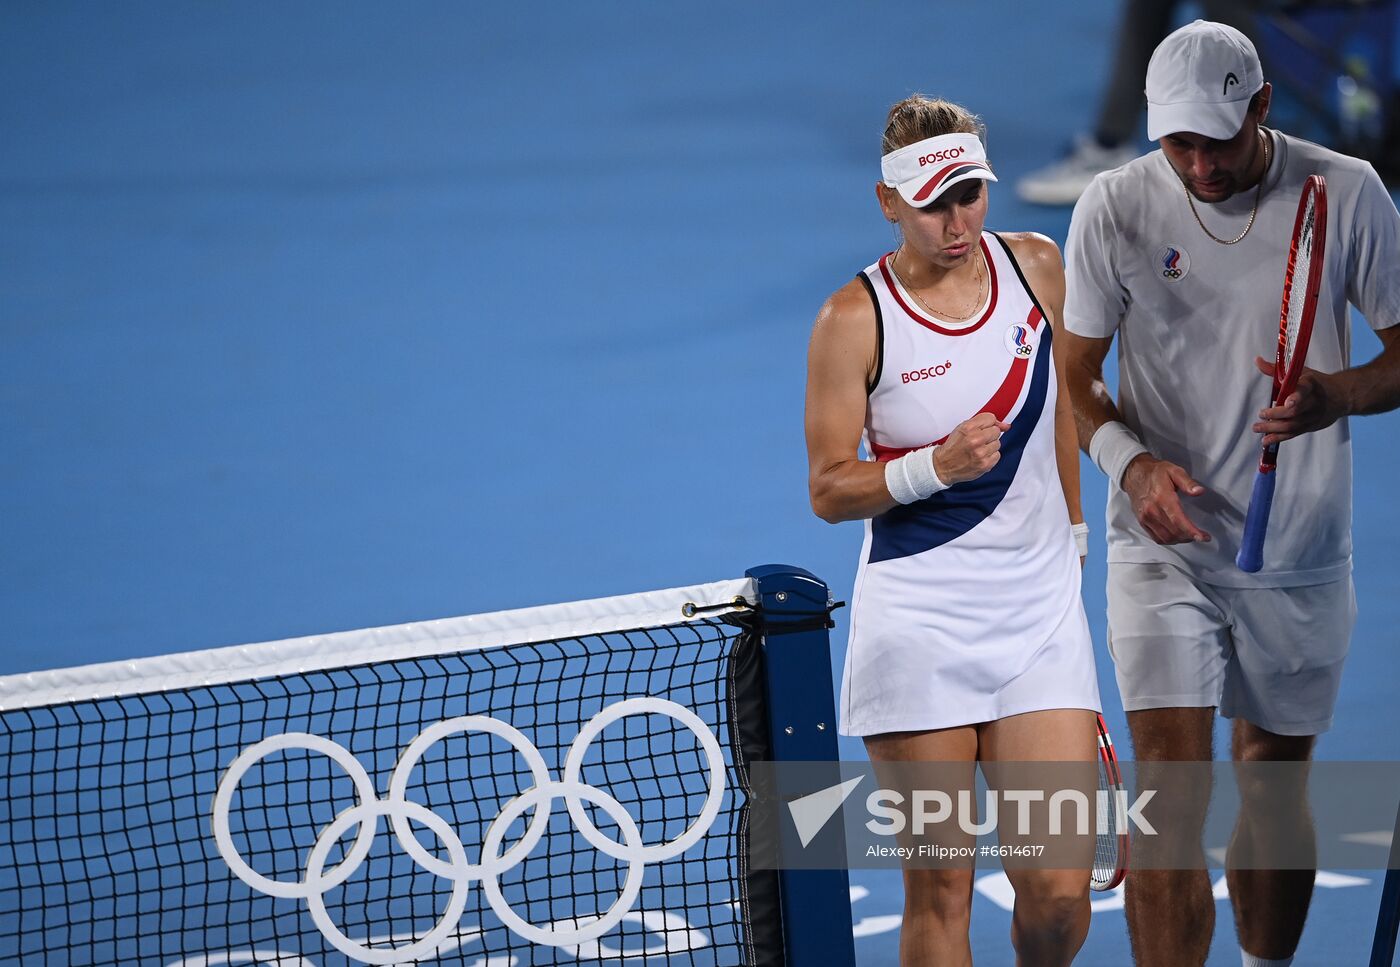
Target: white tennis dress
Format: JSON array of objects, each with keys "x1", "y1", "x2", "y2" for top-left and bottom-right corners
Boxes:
[{"x1": 839, "y1": 232, "x2": 1101, "y2": 736}]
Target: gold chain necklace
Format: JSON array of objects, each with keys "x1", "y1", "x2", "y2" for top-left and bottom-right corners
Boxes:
[
  {"x1": 1185, "y1": 130, "x2": 1270, "y2": 245},
  {"x1": 890, "y1": 246, "x2": 985, "y2": 321}
]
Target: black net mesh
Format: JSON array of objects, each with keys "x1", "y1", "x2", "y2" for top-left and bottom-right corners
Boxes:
[{"x1": 0, "y1": 614, "x2": 761, "y2": 965}]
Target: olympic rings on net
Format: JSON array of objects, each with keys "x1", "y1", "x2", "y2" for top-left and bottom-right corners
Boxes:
[
  {"x1": 306, "y1": 799, "x2": 470, "y2": 965},
  {"x1": 480, "y1": 780, "x2": 644, "y2": 947},
  {"x1": 386, "y1": 715, "x2": 552, "y2": 880},
  {"x1": 212, "y1": 733, "x2": 379, "y2": 900},
  {"x1": 210, "y1": 697, "x2": 726, "y2": 957},
  {"x1": 562, "y1": 697, "x2": 725, "y2": 863}
]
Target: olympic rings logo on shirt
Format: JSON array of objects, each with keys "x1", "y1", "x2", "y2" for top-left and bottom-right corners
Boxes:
[
  {"x1": 1155, "y1": 244, "x2": 1190, "y2": 282},
  {"x1": 210, "y1": 697, "x2": 726, "y2": 966}
]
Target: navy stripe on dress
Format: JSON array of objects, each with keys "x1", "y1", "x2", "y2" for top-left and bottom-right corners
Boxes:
[{"x1": 868, "y1": 324, "x2": 1053, "y2": 563}]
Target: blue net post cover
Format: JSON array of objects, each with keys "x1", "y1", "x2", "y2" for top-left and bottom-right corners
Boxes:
[{"x1": 747, "y1": 564, "x2": 857, "y2": 967}]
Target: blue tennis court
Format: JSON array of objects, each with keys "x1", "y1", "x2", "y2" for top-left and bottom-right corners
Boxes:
[{"x1": 3, "y1": 2, "x2": 1399, "y2": 963}]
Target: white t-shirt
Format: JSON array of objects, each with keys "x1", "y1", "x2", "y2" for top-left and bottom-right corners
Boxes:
[{"x1": 1064, "y1": 131, "x2": 1400, "y2": 587}]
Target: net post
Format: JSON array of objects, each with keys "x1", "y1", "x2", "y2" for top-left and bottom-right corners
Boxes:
[
  {"x1": 1369, "y1": 796, "x2": 1400, "y2": 966},
  {"x1": 747, "y1": 564, "x2": 856, "y2": 967}
]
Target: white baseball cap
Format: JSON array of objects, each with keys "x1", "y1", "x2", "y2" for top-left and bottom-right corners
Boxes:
[
  {"x1": 1145, "y1": 20, "x2": 1264, "y2": 140},
  {"x1": 881, "y1": 133, "x2": 997, "y2": 207}
]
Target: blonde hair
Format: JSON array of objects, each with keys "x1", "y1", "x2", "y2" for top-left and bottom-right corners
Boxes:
[{"x1": 881, "y1": 95, "x2": 982, "y2": 154}]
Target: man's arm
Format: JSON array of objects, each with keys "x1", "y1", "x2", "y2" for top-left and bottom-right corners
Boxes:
[
  {"x1": 1061, "y1": 328, "x2": 1123, "y2": 453},
  {"x1": 1253, "y1": 324, "x2": 1400, "y2": 444},
  {"x1": 1061, "y1": 328, "x2": 1211, "y2": 545}
]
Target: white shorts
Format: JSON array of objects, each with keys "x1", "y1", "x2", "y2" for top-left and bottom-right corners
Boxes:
[{"x1": 1106, "y1": 561, "x2": 1354, "y2": 736}]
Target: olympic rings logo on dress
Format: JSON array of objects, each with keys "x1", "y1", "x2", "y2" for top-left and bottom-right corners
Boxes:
[
  {"x1": 1003, "y1": 323, "x2": 1037, "y2": 359},
  {"x1": 211, "y1": 697, "x2": 726, "y2": 966}
]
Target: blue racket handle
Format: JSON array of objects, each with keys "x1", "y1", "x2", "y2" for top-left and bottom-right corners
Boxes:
[{"x1": 1236, "y1": 468, "x2": 1276, "y2": 572}]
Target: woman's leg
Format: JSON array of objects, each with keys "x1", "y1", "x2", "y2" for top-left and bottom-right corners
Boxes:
[
  {"x1": 865, "y1": 726, "x2": 979, "y2": 967},
  {"x1": 979, "y1": 709, "x2": 1098, "y2": 967}
]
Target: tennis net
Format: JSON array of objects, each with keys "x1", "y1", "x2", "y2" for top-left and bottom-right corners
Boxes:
[{"x1": 0, "y1": 574, "x2": 828, "y2": 965}]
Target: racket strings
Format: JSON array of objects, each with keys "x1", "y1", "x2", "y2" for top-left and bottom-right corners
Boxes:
[
  {"x1": 1093, "y1": 716, "x2": 1127, "y2": 891},
  {"x1": 1283, "y1": 198, "x2": 1318, "y2": 367},
  {"x1": 1094, "y1": 756, "x2": 1120, "y2": 880}
]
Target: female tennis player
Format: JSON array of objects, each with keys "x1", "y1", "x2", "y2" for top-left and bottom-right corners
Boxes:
[{"x1": 805, "y1": 95, "x2": 1102, "y2": 966}]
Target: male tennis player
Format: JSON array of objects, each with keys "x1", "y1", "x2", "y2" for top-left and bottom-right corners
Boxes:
[{"x1": 1061, "y1": 20, "x2": 1400, "y2": 967}]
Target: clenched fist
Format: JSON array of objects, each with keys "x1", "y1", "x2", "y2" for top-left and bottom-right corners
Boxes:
[{"x1": 933, "y1": 412, "x2": 1011, "y2": 485}]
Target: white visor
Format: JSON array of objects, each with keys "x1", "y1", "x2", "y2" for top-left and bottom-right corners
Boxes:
[{"x1": 881, "y1": 133, "x2": 996, "y2": 207}]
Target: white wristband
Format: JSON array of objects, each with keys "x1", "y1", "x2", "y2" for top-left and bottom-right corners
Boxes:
[
  {"x1": 884, "y1": 445, "x2": 950, "y2": 505},
  {"x1": 1088, "y1": 421, "x2": 1149, "y2": 487},
  {"x1": 1071, "y1": 521, "x2": 1089, "y2": 557}
]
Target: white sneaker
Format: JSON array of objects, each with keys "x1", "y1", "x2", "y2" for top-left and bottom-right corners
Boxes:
[{"x1": 1015, "y1": 135, "x2": 1140, "y2": 206}]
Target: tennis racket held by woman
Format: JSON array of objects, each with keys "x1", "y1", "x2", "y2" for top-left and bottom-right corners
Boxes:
[
  {"x1": 1093, "y1": 713, "x2": 1128, "y2": 892},
  {"x1": 1237, "y1": 174, "x2": 1328, "y2": 573}
]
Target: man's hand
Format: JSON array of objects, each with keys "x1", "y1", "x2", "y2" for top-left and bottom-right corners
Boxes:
[
  {"x1": 1251, "y1": 355, "x2": 1346, "y2": 445},
  {"x1": 934, "y1": 412, "x2": 1012, "y2": 485},
  {"x1": 1121, "y1": 454, "x2": 1212, "y2": 545}
]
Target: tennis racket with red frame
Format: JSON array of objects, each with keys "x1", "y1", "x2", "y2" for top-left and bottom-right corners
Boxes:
[
  {"x1": 1236, "y1": 174, "x2": 1328, "y2": 573},
  {"x1": 1092, "y1": 713, "x2": 1128, "y2": 892}
]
